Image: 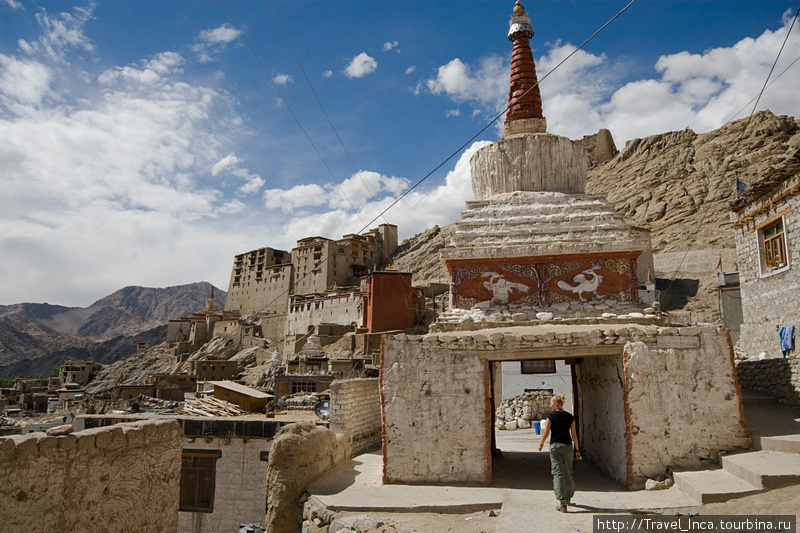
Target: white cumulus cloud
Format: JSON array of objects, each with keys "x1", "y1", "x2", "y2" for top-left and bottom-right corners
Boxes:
[{"x1": 344, "y1": 52, "x2": 377, "y2": 79}]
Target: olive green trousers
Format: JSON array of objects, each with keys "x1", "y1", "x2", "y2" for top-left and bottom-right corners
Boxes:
[{"x1": 549, "y1": 442, "x2": 575, "y2": 503}]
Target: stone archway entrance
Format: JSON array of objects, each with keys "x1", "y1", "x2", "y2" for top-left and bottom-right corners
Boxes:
[
  {"x1": 380, "y1": 322, "x2": 749, "y2": 489},
  {"x1": 485, "y1": 350, "x2": 628, "y2": 485}
]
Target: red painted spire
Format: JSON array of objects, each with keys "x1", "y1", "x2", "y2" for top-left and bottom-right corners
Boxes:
[
  {"x1": 210, "y1": 285, "x2": 215, "y2": 299},
  {"x1": 504, "y1": 1, "x2": 547, "y2": 137}
]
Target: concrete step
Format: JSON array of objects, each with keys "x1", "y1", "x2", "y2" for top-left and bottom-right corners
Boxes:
[
  {"x1": 759, "y1": 435, "x2": 800, "y2": 454},
  {"x1": 673, "y1": 468, "x2": 761, "y2": 504},
  {"x1": 722, "y1": 450, "x2": 800, "y2": 489}
]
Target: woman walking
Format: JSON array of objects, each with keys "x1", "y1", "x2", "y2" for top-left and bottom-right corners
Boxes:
[{"x1": 537, "y1": 394, "x2": 581, "y2": 512}]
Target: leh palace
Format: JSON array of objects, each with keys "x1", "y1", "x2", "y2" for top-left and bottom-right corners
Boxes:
[{"x1": 2, "y1": 3, "x2": 800, "y2": 533}]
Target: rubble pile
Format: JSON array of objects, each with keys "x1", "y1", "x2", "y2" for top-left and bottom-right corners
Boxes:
[
  {"x1": 281, "y1": 391, "x2": 330, "y2": 411},
  {"x1": 495, "y1": 391, "x2": 552, "y2": 431}
]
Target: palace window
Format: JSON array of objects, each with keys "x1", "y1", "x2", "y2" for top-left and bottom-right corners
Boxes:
[
  {"x1": 757, "y1": 215, "x2": 790, "y2": 277},
  {"x1": 520, "y1": 359, "x2": 556, "y2": 374},
  {"x1": 179, "y1": 450, "x2": 221, "y2": 513}
]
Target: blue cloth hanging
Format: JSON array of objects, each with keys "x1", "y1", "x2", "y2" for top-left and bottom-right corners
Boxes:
[{"x1": 779, "y1": 326, "x2": 795, "y2": 358}]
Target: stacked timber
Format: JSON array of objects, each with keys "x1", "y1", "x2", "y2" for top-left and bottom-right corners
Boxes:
[{"x1": 182, "y1": 395, "x2": 246, "y2": 417}]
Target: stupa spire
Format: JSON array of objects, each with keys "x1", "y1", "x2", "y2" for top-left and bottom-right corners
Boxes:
[{"x1": 504, "y1": 1, "x2": 547, "y2": 137}]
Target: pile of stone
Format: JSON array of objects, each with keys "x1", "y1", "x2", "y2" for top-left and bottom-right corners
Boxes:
[
  {"x1": 281, "y1": 390, "x2": 330, "y2": 411},
  {"x1": 436, "y1": 300, "x2": 658, "y2": 328},
  {"x1": 495, "y1": 391, "x2": 552, "y2": 431}
]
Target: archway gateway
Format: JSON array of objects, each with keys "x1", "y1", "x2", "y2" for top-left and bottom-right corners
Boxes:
[{"x1": 380, "y1": 322, "x2": 750, "y2": 489}]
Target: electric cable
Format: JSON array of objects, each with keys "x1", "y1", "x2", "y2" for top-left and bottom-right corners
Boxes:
[
  {"x1": 225, "y1": 0, "x2": 638, "y2": 317},
  {"x1": 658, "y1": 6, "x2": 800, "y2": 308},
  {"x1": 220, "y1": 0, "x2": 375, "y2": 234}
]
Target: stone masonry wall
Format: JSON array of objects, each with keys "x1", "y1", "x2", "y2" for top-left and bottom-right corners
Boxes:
[
  {"x1": 577, "y1": 354, "x2": 627, "y2": 484},
  {"x1": 0, "y1": 419, "x2": 182, "y2": 533},
  {"x1": 623, "y1": 329, "x2": 750, "y2": 488},
  {"x1": 381, "y1": 334, "x2": 490, "y2": 484},
  {"x1": 734, "y1": 180, "x2": 800, "y2": 361},
  {"x1": 330, "y1": 378, "x2": 381, "y2": 455},
  {"x1": 737, "y1": 356, "x2": 800, "y2": 407}
]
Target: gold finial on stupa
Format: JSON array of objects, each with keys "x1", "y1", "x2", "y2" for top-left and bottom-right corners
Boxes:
[{"x1": 513, "y1": 1, "x2": 525, "y2": 16}]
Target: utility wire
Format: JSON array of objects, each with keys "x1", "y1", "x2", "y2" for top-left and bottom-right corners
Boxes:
[
  {"x1": 658, "y1": 6, "x2": 800, "y2": 307},
  {"x1": 352, "y1": 0, "x2": 638, "y2": 237},
  {"x1": 227, "y1": 0, "x2": 637, "y2": 316},
  {"x1": 262, "y1": 0, "x2": 388, "y2": 226},
  {"x1": 221, "y1": 0, "x2": 373, "y2": 232}
]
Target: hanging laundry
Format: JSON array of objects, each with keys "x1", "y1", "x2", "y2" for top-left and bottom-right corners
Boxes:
[{"x1": 779, "y1": 325, "x2": 795, "y2": 358}]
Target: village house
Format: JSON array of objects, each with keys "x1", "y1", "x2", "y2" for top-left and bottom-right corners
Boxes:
[{"x1": 731, "y1": 145, "x2": 800, "y2": 406}]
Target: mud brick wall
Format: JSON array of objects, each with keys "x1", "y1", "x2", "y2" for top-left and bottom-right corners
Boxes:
[
  {"x1": 265, "y1": 422, "x2": 350, "y2": 533},
  {"x1": 0, "y1": 419, "x2": 182, "y2": 533},
  {"x1": 381, "y1": 333, "x2": 490, "y2": 484},
  {"x1": 623, "y1": 328, "x2": 751, "y2": 487},
  {"x1": 330, "y1": 378, "x2": 381, "y2": 455}
]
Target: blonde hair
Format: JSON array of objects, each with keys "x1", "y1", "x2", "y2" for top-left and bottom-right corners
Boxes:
[{"x1": 552, "y1": 394, "x2": 566, "y2": 408}]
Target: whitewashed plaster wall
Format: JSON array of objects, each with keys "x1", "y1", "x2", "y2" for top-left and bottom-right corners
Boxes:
[
  {"x1": 381, "y1": 334, "x2": 491, "y2": 484},
  {"x1": 623, "y1": 329, "x2": 750, "y2": 487},
  {"x1": 501, "y1": 359, "x2": 572, "y2": 410},
  {"x1": 381, "y1": 324, "x2": 750, "y2": 487},
  {"x1": 576, "y1": 353, "x2": 627, "y2": 484},
  {"x1": 178, "y1": 436, "x2": 271, "y2": 533}
]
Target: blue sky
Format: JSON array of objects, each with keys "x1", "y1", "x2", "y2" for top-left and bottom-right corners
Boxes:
[{"x1": 1, "y1": 0, "x2": 799, "y2": 307}]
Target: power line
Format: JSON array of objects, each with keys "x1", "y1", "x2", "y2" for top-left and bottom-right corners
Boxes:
[
  {"x1": 220, "y1": 0, "x2": 374, "y2": 232},
  {"x1": 224, "y1": 1, "x2": 637, "y2": 316},
  {"x1": 658, "y1": 6, "x2": 800, "y2": 308},
  {"x1": 261, "y1": 0, "x2": 388, "y2": 226}
]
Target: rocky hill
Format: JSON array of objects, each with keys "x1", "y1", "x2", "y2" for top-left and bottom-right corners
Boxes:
[{"x1": 0, "y1": 282, "x2": 226, "y2": 378}]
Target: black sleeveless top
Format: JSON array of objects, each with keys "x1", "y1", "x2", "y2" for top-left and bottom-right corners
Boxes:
[{"x1": 548, "y1": 410, "x2": 574, "y2": 445}]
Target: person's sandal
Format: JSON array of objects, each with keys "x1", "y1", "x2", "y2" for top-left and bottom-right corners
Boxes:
[{"x1": 557, "y1": 502, "x2": 568, "y2": 513}]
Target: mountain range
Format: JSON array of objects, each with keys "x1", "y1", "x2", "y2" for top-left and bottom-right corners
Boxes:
[{"x1": 0, "y1": 282, "x2": 225, "y2": 379}]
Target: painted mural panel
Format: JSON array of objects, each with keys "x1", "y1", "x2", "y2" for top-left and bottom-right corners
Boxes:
[
  {"x1": 452, "y1": 264, "x2": 539, "y2": 309},
  {"x1": 547, "y1": 259, "x2": 633, "y2": 302}
]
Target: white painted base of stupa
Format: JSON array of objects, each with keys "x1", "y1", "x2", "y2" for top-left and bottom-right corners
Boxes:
[{"x1": 470, "y1": 133, "x2": 588, "y2": 199}]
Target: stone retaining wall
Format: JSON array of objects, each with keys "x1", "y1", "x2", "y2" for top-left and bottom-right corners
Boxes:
[
  {"x1": 0, "y1": 419, "x2": 182, "y2": 533},
  {"x1": 330, "y1": 378, "x2": 381, "y2": 455},
  {"x1": 736, "y1": 356, "x2": 800, "y2": 407}
]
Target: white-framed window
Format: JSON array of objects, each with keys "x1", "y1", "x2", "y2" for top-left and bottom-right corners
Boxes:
[{"x1": 756, "y1": 214, "x2": 790, "y2": 277}]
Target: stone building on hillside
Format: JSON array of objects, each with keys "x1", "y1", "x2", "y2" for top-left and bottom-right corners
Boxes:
[
  {"x1": 59, "y1": 358, "x2": 102, "y2": 387},
  {"x1": 731, "y1": 147, "x2": 800, "y2": 406},
  {"x1": 225, "y1": 224, "x2": 398, "y2": 316},
  {"x1": 381, "y1": 2, "x2": 749, "y2": 489},
  {"x1": 165, "y1": 287, "x2": 238, "y2": 358}
]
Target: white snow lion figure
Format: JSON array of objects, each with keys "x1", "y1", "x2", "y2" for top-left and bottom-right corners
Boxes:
[
  {"x1": 481, "y1": 271, "x2": 530, "y2": 305},
  {"x1": 556, "y1": 265, "x2": 603, "y2": 301}
]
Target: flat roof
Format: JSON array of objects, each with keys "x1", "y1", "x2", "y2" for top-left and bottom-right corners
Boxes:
[{"x1": 210, "y1": 380, "x2": 272, "y2": 399}]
